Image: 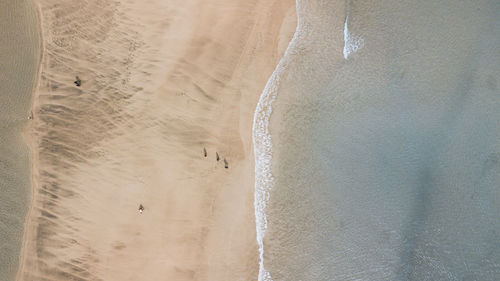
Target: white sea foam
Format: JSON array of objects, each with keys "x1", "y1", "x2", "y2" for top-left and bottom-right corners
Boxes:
[
  {"x1": 252, "y1": 57, "x2": 282, "y2": 281},
  {"x1": 343, "y1": 15, "x2": 364, "y2": 59},
  {"x1": 252, "y1": 65, "x2": 277, "y2": 281},
  {"x1": 252, "y1": 2, "x2": 353, "y2": 279},
  {"x1": 252, "y1": 13, "x2": 302, "y2": 281}
]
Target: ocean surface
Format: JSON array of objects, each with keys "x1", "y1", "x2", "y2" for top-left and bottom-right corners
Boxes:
[
  {"x1": 0, "y1": 0, "x2": 40, "y2": 280},
  {"x1": 254, "y1": 0, "x2": 500, "y2": 280}
]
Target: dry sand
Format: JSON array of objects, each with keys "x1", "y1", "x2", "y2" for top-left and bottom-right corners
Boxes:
[{"x1": 17, "y1": 0, "x2": 296, "y2": 280}]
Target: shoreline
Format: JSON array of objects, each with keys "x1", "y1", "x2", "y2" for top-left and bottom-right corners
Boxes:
[
  {"x1": 252, "y1": 22, "x2": 300, "y2": 281},
  {"x1": 0, "y1": 0, "x2": 43, "y2": 279},
  {"x1": 17, "y1": 0, "x2": 44, "y2": 278},
  {"x1": 253, "y1": 1, "x2": 348, "y2": 279}
]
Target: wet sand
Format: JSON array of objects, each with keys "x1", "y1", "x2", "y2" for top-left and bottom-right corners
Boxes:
[
  {"x1": 0, "y1": 0, "x2": 40, "y2": 280},
  {"x1": 17, "y1": 0, "x2": 296, "y2": 280}
]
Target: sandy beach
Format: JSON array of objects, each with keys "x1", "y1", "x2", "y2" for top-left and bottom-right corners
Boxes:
[{"x1": 17, "y1": 0, "x2": 296, "y2": 280}]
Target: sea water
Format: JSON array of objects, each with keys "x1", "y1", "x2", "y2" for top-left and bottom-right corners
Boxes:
[
  {"x1": 0, "y1": 0, "x2": 40, "y2": 280},
  {"x1": 254, "y1": 0, "x2": 500, "y2": 280}
]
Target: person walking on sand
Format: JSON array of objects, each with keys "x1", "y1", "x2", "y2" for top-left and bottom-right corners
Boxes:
[{"x1": 74, "y1": 76, "x2": 81, "y2": 87}]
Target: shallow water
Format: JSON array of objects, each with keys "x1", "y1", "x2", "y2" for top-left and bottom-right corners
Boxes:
[
  {"x1": 260, "y1": 0, "x2": 500, "y2": 280},
  {"x1": 0, "y1": 0, "x2": 39, "y2": 280}
]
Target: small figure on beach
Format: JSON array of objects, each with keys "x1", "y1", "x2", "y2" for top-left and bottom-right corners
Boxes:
[
  {"x1": 203, "y1": 147, "x2": 207, "y2": 157},
  {"x1": 28, "y1": 111, "x2": 33, "y2": 120},
  {"x1": 138, "y1": 204, "x2": 144, "y2": 214},
  {"x1": 74, "y1": 76, "x2": 81, "y2": 87},
  {"x1": 216, "y1": 152, "x2": 220, "y2": 162},
  {"x1": 224, "y1": 158, "x2": 229, "y2": 169}
]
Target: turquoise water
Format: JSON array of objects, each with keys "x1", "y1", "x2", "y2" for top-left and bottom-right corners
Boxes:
[
  {"x1": 0, "y1": 0, "x2": 40, "y2": 280},
  {"x1": 256, "y1": 0, "x2": 500, "y2": 280}
]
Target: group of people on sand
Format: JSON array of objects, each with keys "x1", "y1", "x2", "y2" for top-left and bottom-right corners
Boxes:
[{"x1": 203, "y1": 147, "x2": 229, "y2": 169}]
